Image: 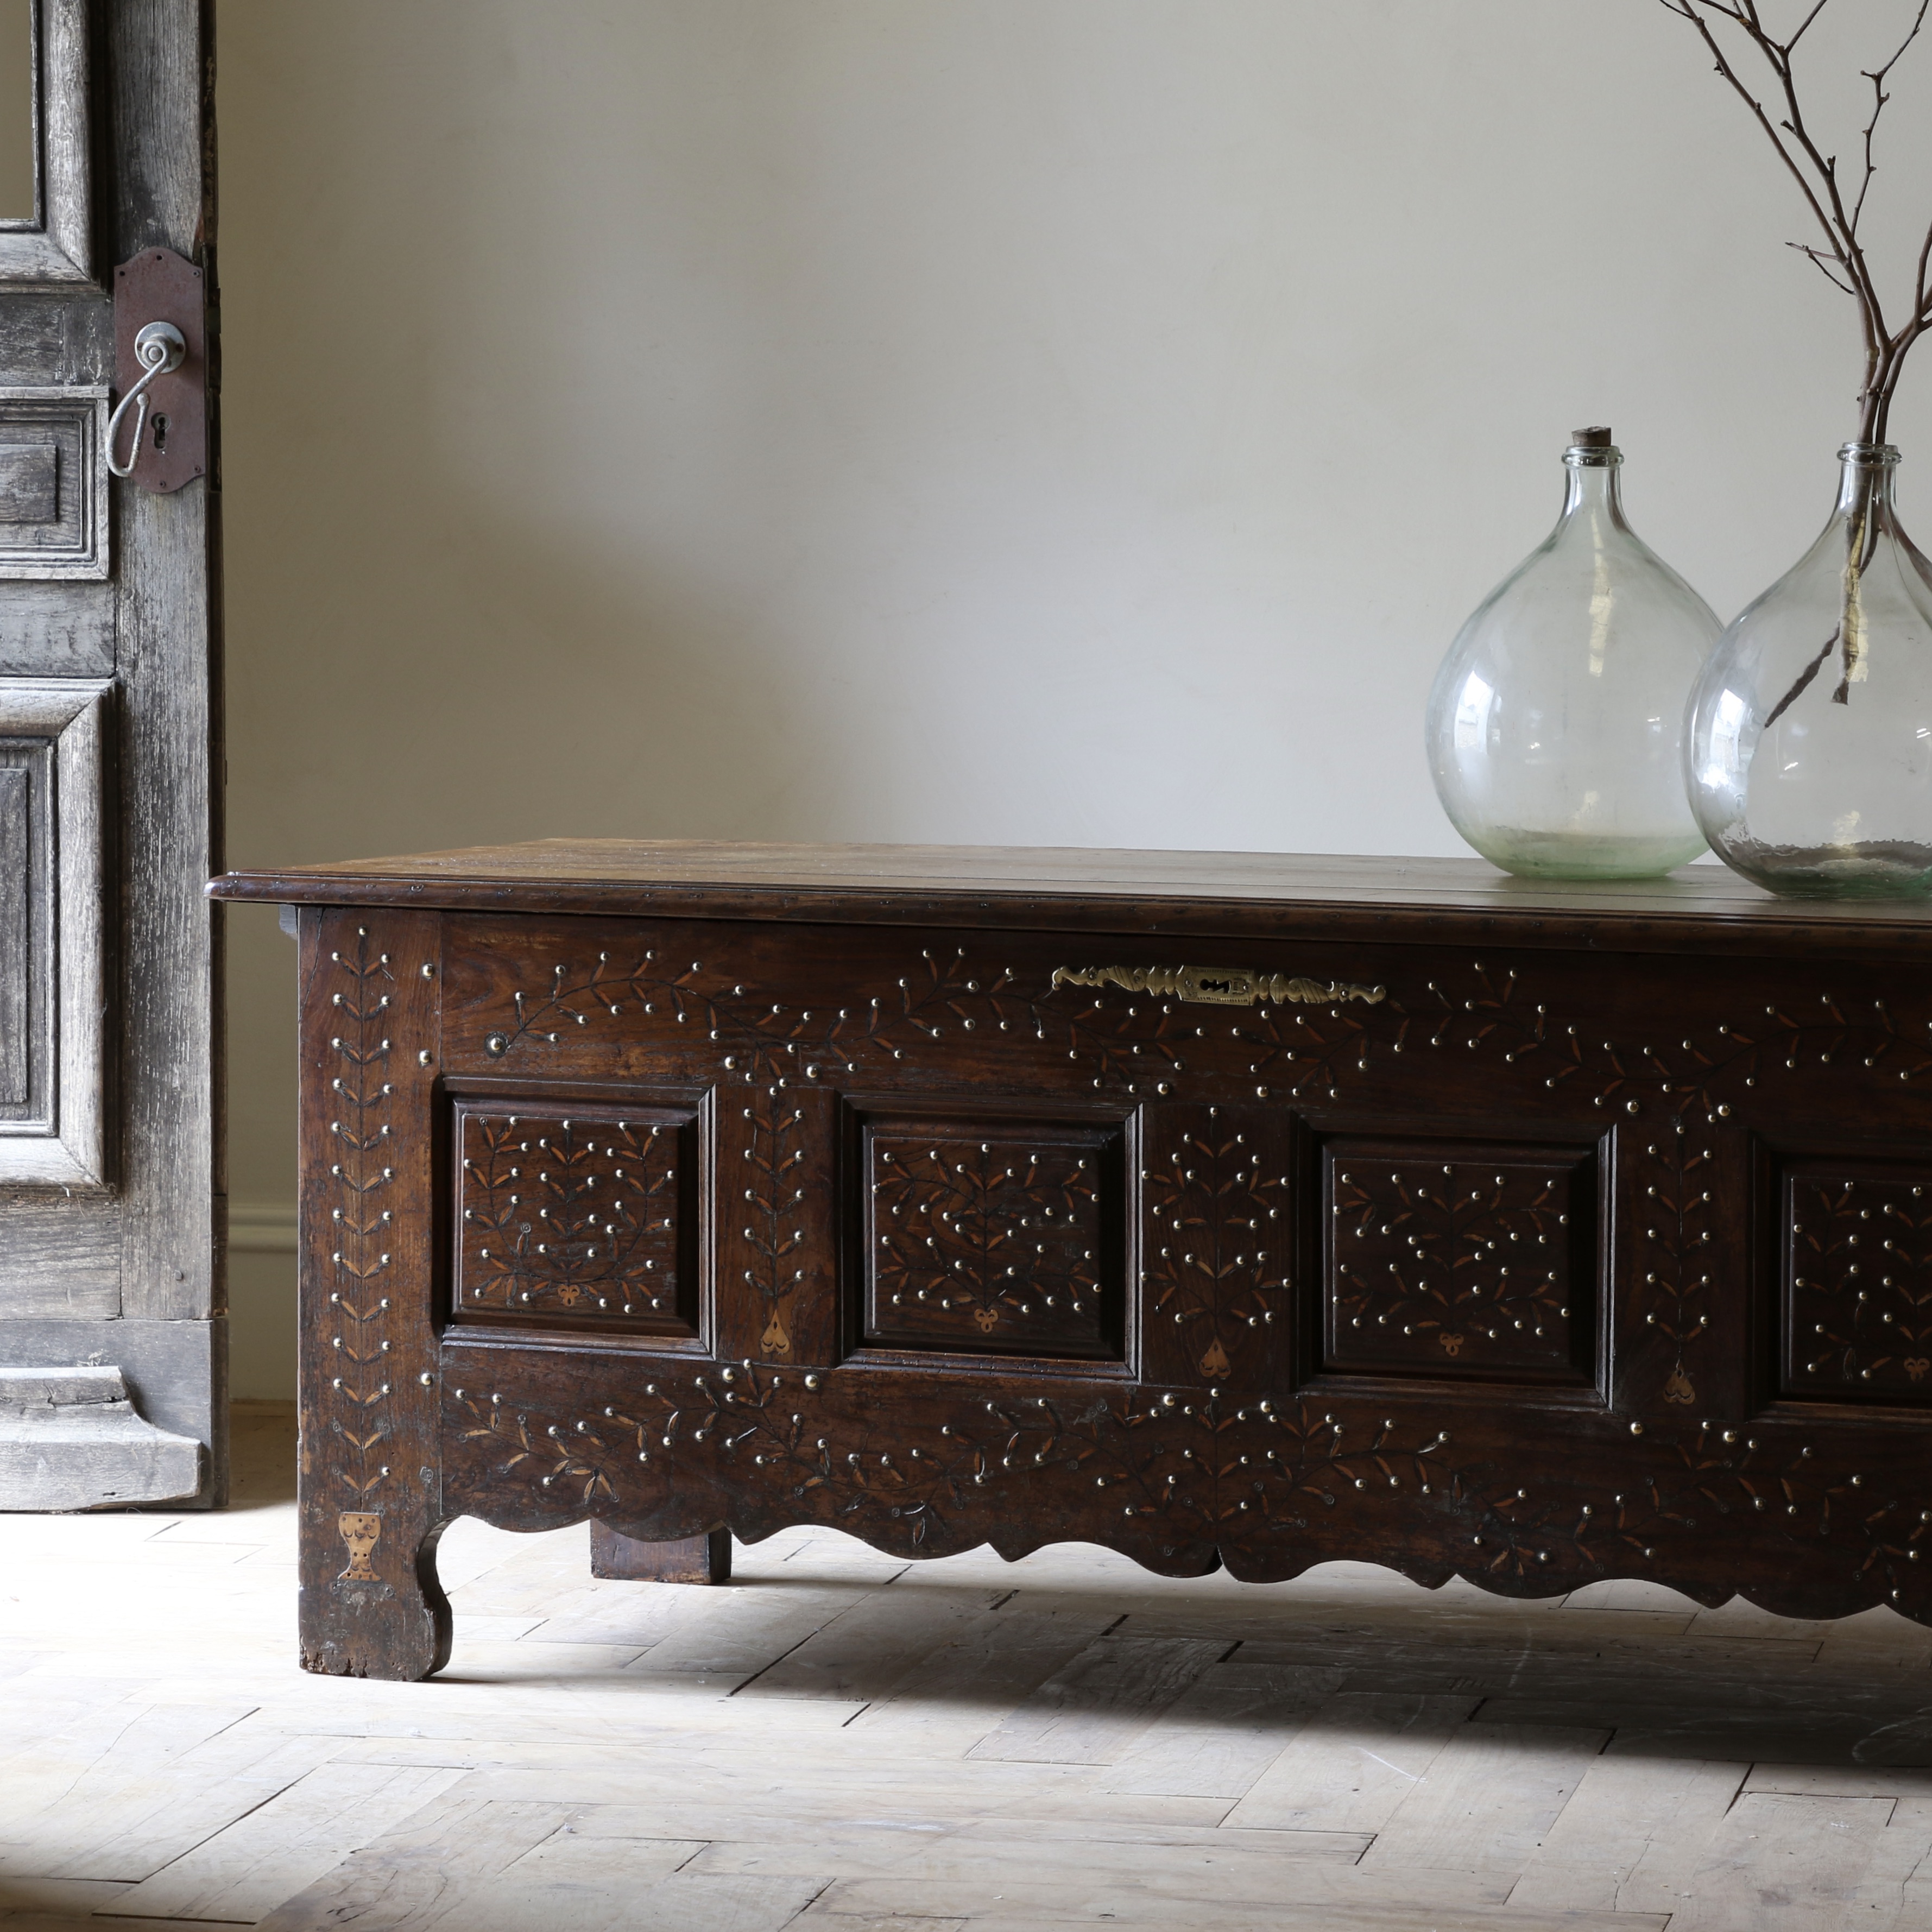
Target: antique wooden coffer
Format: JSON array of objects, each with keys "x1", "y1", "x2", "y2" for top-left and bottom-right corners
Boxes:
[{"x1": 210, "y1": 842, "x2": 1932, "y2": 1680}]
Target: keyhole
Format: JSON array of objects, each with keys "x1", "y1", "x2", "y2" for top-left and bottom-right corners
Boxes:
[{"x1": 151, "y1": 414, "x2": 168, "y2": 452}]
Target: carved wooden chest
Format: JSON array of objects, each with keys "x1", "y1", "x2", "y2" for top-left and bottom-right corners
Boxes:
[{"x1": 210, "y1": 843, "x2": 1932, "y2": 1680}]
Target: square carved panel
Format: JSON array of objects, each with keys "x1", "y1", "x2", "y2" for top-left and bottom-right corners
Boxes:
[
  {"x1": 1784, "y1": 1161, "x2": 1932, "y2": 1405},
  {"x1": 0, "y1": 390, "x2": 109, "y2": 578},
  {"x1": 858, "y1": 1112, "x2": 1125, "y2": 1360},
  {"x1": 453, "y1": 1103, "x2": 698, "y2": 1337},
  {"x1": 1323, "y1": 1136, "x2": 1596, "y2": 1385}
]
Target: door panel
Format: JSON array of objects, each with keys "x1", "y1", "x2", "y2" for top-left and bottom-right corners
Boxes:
[
  {"x1": 0, "y1": 0, "x2": 220, "y2": 1507},
  {"x1": 0, "y1": 386, "x2": 107, "y2": 574},
  {"x1": 0, "y1": 674, "x2": 105, "y2": 1183}
]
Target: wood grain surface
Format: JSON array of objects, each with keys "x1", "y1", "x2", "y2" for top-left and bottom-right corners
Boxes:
[{"x1": 211, "y1": 839, "x2": 1932, "y2": 958}]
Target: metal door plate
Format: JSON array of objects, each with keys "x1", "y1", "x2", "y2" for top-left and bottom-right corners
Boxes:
[{"x1": 112, "y1": 249, "x2": 207, "y2": 495}]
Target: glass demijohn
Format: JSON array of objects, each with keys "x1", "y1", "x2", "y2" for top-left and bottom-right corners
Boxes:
[
  {"x1": 1684, "y1": 444, "x2": 1932, "y2": 898},
  {"x1": 1426, "y1": 428, "x2": 1720, "y2": 879}
]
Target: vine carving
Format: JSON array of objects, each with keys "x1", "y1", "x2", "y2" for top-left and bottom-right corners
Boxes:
[
  {"x1": 1327, "y1": 1145, "x2": 1583, "y2": 1379},
  {"x1": 457, "y1": 1109, "x2": 685, "y2": 1324},
  {"x1": 321, "y1": 928, "x2": 401, "y2": 1567},
  {"x1": 868, "y1": 1130, "x2": 1109, "y2": 1353},
  {"x1": 738, "y1": 1089, "x2": 809, "y2": 1358},
  {"x1": 446, "y1": 1368, "x2": 1932, "y2": 1611},
  {"x1": 1788, "y1": 1169, "x2": 1932, "y2": 1403},
  {"x1": 1141, "y1": 1108, "x2": 1290, "y2": 1382}
]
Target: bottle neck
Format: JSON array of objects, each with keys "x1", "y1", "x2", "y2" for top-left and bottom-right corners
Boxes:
[
  {"x1": 1561, "y1": 453, "x2": 1628, "y2": 529},
  {"x1": 1836, "y1": 443, "x2": 1901, "y2": 519}
]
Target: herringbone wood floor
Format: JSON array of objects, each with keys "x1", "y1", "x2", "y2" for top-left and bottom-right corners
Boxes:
[{"x1": 0, "y1": 1407, "x2": 1928, "y2": 1929}]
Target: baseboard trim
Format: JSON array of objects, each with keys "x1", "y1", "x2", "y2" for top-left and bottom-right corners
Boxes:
[{"x1": 228, "y1": 1201, "x2": 298, "y2": 1253}]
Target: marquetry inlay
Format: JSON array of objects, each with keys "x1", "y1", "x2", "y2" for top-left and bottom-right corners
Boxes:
[
  {"x1": 1324, "y1": 1138, "x2": 1595, "y2": 1384},
  {"x1": 860, "y1": 1117, "x2": 1121, "y2": 1359},
  {"x1": 1785, "y1": 1162, "x2": 1932, "y2": 1405},
  {"x1": 454, "y1": 1104, "x2": 696, "y2": 1334}
]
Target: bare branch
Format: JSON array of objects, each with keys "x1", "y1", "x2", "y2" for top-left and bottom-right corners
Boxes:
[
  {"x1": 1763, "y1": 629, "x2": 1838, "y2": 729},
  {"x1": 1655, "y1": 0, "x2": 1932, "y2": 438},
  {"x1": 1757, "y1": 29, "x2": 1889, "y2": 344},
  {"x1": 1852, "y1": 0, "x2": 1929, "y2": 236},
  {"x1": 1788, "y1": 239, "x2": 1857, "y2": 296},
  {"x1": 1661, "y1": 0, "x2": 1932, "y2": 695},
  {"x1": 1665, "y1": 2, "x2": 1853, "y2": 285},
  {"x1": 1785, "y1": 0, "x2": 1834, "y2": 53},
  {"x1": 1868, "y1": 1, "x2": 1928, "y2": 89}
]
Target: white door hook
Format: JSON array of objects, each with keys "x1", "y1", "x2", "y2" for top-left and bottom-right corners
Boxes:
[{"x1": 105, "y1": 320, "x2": 187, "y2": 477}]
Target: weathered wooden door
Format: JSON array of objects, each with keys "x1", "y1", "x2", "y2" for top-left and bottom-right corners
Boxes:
[{"x1": 0, "y1": 0, "x2": 221, "y2": 1507}]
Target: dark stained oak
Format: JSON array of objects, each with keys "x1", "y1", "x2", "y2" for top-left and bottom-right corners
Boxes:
[
  {"x1": 208, "y1": 842, "x2": 1932, "y2": 1680},
  {"x1": 589, "y1": 1524, "x2": 731, "y2": 1585},
  {"x1": 291, "y1": 908, "x2": 448, "y2": 1680},
  {"x1": 212, "y1": 839, "x2": 1932, "y2": 958}
]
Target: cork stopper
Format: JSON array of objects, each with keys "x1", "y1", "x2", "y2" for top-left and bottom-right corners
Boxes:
[{"x1": 1571, "y1": 425, "x2": 1613, "y2": 448}]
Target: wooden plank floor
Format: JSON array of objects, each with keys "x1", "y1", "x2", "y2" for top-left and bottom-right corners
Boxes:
[{"x1": 1, "y1": 1409, "x2": 1929, "y2": 1930}]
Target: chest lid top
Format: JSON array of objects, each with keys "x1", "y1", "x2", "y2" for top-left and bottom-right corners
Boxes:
[{"x1": 207, "y1": 838, "x2": 1932, "y2": 958}]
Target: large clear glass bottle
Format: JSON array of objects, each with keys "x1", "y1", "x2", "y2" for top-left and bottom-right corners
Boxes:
[
  {"x1": 1426, "y1": 428, "x2": 1719, "y2": 879},
  {"x1": 1684, "y1": 444, "x2": 1932, "y2": 898}
]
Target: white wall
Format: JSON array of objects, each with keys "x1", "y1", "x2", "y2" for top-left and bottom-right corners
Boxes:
[{"x1": 217, "y1": 0, "x2": 1932, "y2": 1397}]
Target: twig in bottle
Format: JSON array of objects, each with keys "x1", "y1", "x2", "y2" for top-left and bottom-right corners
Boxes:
[{"x1": 1660, "y1": 1, "x2": 1932, "y2": 711}]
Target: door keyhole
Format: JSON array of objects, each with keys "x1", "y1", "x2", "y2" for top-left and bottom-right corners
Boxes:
[{"x1": 150, "y1": 413, "x2": 168, "y2": 452}]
